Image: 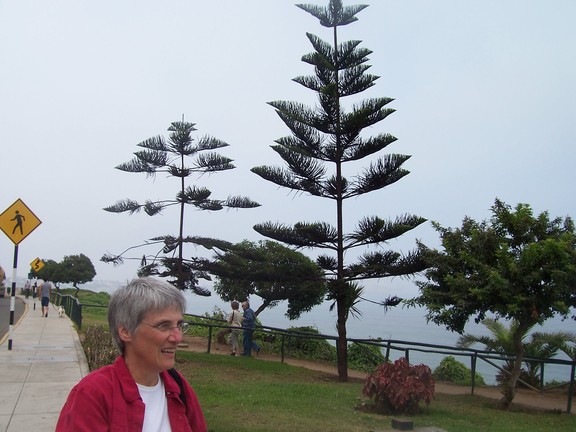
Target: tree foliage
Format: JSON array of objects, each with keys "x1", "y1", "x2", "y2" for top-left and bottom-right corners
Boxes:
[
  {"x1": 532, "y1": 330, "x2": 576, "y2": 362},
  {"x1": 251, "y1": 0, "x2": 426, "y2": 380},
  {"x1": 59, "y1": 254, "x2": 97, "y2": 294},
  {"x1": 101, "y1": 120, "x2": 260, "y2": 295},
  {"x1": 34, "y1": 259, "x2": 62, "y2": 286},
  {"x1": 413, "y1": 198, "x2": 576, "y2": 408},
  {"x1": 457, "y1": 318, "x2": 566, "y2": 388},
  {"x1": 208, "y1": 240, "x2": 326, "y2": 320},
  {"x1": 33, "y1": 254, "x2": 96, "y2": 294}
]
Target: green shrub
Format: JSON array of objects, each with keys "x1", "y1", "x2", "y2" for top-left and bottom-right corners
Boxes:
[
  {"x1": 433, "y1": 356, "x2": 486, "y2": 386},
  {"x1": 280, "y1": 326, "x2": 336, "y2": 362},
  {"x1": 363, "y1": 357, "x2": 435, "y2": 415},
  {"x1": 203, "y1": 306, "x2": 226, "y2": 321},
  {"x1": 82, "y1": 325, "x2": 118, "y2": 371},
  {"x1": 347, "y1": 341, "x2": 386, "y2": 372}
]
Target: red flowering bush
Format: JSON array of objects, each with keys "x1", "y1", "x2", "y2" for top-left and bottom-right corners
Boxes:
[{"x1": 362, "y1": 357, "x2": 435, "y2": 414}]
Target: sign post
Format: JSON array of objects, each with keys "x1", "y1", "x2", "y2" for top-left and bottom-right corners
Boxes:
[
  {"x1": 0, "y1": 199, "x2": 42, "y2": 350},
  {"x1": 29, "y1": 259, "x2": 44, "y2": 311}
]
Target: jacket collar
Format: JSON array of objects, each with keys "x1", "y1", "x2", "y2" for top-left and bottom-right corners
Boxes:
[{"x1": 114, "y1": 356, "x2": 181, "y2": 400}]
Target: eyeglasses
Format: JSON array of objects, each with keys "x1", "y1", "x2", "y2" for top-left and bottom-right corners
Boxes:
[{"x1": 140, "y1": 321, "x2": 190, "y2": 334}]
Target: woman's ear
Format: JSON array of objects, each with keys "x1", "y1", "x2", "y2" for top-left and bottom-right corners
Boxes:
[{"x1": 118, "y1": 326, "x2": 133, "y2": 343}]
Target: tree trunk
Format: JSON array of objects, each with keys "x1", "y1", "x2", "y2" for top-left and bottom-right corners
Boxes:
[
  {"x1": 254, "y1": 302, "x2": 269, "y2": 317},
  {"x1": 336, "y1": 297, "x2": 348, "y2": 382},
  {"x1": 498, "y1": 322, "x2": 529, "y2": 409}
]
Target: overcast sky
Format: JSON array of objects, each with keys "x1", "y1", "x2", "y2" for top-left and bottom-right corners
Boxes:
[{"x1": 1, "y1": 1, "x2": 575, "y2": 304}]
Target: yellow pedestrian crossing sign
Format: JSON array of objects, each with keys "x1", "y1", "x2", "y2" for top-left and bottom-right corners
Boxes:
[
  {"x1": 0, "y1": 199, "x2": 42, "y2": 245},
  {"x1": 30, "y1": 257, "x2": 45, "y2": 273}
]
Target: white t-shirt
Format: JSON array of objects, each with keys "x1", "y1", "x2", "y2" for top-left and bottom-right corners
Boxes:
[{"x1": 137, "y1": 377, "x2": 172, "y2": 432}]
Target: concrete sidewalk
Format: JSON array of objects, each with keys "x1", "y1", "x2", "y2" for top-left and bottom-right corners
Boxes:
[{"x1": 0, "y1": 297, "x2": 89, "y2": 432}]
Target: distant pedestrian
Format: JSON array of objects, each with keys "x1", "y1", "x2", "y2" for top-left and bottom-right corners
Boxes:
[
  {"x1": 39, "y1": 280, "x2": 51, "y2": 317},
  {"x1": 241, "y1": 301, "x2": 261, "y2": 356},
  {"x1": 56, "y1": 277, "x2": 207, "y2": 431},
  {"x1": 227, "y1": 301, "x2": 242, "y2": 356}
]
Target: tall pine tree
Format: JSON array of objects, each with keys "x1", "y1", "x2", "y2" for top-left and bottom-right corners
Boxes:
[
  {"x1": 252, "y1": 0, "x2": 426, "y2": 380},
  {"x1": 102, "y1": 120, "x2": 260, "y2": 295}
]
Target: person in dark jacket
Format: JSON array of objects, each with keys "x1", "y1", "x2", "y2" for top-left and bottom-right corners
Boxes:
[
  {"x1": 241, "y1": 301, "x2": 261, "y2": 356},
  {"x1": 56, "y1": 277, "x2": 207, "y2": 431}
]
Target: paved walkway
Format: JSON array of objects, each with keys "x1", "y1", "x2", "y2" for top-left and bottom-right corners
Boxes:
[{"x1": 0, "y1": 297, "x2": 89, "y2": 432}]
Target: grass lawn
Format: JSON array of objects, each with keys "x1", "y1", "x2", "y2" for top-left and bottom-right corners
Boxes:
[
  {"x1": 176, "y1": 351, "x2": 575, "y2": 432},
  {"x1": 67, "y1": 289, "x2": 575, "y2": 431}
]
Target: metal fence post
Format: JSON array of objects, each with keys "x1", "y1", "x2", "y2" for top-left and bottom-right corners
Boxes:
[
  {"x1": 207, "y1": 327, "x2": 213, "y2": 353},
  {"x1": 471, "y1": 353, "x2": 477, "y2": 395},
  {"x1": 567, "y1": 362, "x2": 575, "y2": 414}
]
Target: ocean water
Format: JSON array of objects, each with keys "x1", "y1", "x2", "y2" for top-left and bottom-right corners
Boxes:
[{"x1": 182, "y1": 287, "x2": 576, "y2": 386}]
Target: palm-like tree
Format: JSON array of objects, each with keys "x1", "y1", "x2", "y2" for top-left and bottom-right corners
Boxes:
[
  {"x1": 458, "y1": 318, "x2": 567, "y2": 387},
  {"x1": 251, "y1": 1, "x2": 426, "y2": 380},
  {"x1": 102, "y1": 120, "x2": 260, "y2": 295},
  {"x1": 532, "y1": 331, "x2": 576, "y2": 361}
]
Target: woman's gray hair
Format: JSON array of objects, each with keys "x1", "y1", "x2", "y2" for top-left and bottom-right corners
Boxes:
[{"x1": 108, "y1": 277, "x2": 186, "y2": 354}]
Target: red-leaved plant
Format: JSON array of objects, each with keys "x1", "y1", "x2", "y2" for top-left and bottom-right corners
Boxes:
[{"x1": 362, "y1": 357, "x2": 435, "y2": 414}]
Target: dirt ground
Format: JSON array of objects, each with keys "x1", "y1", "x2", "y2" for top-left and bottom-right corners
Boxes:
[{"x1": 179, "y1": 334, "x2": 572, "y2": 414}]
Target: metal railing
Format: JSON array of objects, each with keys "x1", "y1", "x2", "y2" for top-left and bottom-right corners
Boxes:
[{"x1": 51, "y1": 292, "x2": 83, "y2": 329}]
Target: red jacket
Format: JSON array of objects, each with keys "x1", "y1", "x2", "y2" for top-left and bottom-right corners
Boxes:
[{"x1": 56, "y1": 356, "x2": 207, "y2": 432}]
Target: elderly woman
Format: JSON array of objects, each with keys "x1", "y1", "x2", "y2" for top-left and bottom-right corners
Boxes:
[{"x1": 56, "y1": 277, "x2": 207, "y2": 432}]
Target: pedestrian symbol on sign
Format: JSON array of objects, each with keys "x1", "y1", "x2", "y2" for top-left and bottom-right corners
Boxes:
[{"x1": 11, "y1": 210, "x2": 25, "y2": 235}]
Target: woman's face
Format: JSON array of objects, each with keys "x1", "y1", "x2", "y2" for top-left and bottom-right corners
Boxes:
[{"x1": 121, "y1": 306, "x2": 184, "y2": 385}]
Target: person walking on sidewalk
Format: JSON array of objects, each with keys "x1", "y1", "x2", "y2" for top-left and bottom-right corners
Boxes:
[
  {"x1": 39, "y1": 280, "x2": 51, "y2": 317},
  {"x1": 56, "y1": 277, "x2": 207, "y2": 432},
  {"x1": 241, "y1": 301, "x2": 261, "y2": 356}
]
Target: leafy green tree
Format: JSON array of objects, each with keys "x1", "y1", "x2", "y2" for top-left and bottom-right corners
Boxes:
[
  {"x1": 251, "y1": 0, "x2": 426, "y2": 380},
  {"x1": 34, "y1": 255, "x2": 96, "y2": 295},
  {"x1": 102, "y1": 120, "x2": 260, "y2": 295},
  {"x1": 413, "y1": 199, "x2": 576, "y2": 408},
  {"x1": 34, "y1": 259, "x2": 61, "y2": 287},
  {"x1": 208, "y1": 240, "x2": 326, "y2": 319},
  {"x1": 59, "y1": 254, "x2": 97, "y2": 296}
]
